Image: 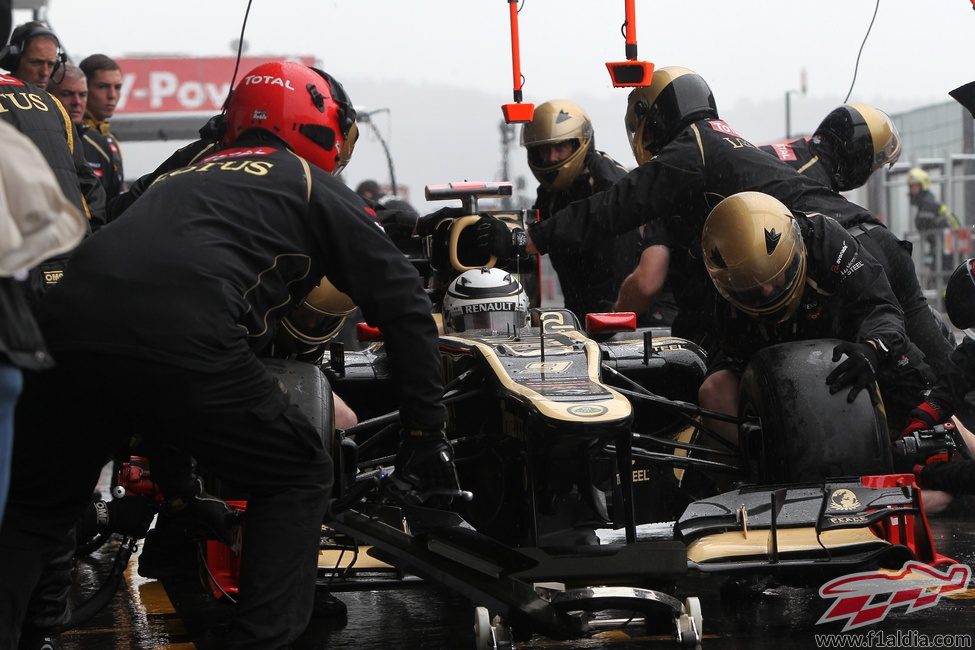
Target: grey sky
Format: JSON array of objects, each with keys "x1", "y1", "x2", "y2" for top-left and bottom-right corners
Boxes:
[{"x1": 26, "y1": 0, "x2": 975, "y2": 209}]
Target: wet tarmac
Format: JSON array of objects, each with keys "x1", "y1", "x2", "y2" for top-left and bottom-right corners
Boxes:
[{"x1": 57, "y1": 500, "x2": 975, "y2": 650}]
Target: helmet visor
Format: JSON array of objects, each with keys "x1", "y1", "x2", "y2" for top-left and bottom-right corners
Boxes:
[
  {"x1": 284, "y1": 309, "x2": 347, "y2": 344},
  {"x1": 526, "y1": 140, "x2": 580, "y2": 171},
  {"x1": 450, "y1": 309, "x2": 525, "y2": 333},
  {"x1": 624, "y1": 110, "x2": 642, "y2": 157},
  {"x1": 721, "y1": 244, "x2": 805, "y2": 315},
  {"x1": 873, "y1": 121, "x2": 901, "y2": 171},
  {"x1": 334, "y1": 121, "x2": 358, "y2": 175}
]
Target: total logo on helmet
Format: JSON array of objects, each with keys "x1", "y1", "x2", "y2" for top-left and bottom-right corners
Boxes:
[{"x1": 243, "y1": 75, "x2": 296, "y2": 91}]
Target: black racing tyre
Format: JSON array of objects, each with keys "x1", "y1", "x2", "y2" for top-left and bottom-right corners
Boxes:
[
  {"x1": 261, "y1": 358, "x2": 337, "y2": 465},
  {"x1": 738, "y1": 339, "x2": 893, "y2": 484}
]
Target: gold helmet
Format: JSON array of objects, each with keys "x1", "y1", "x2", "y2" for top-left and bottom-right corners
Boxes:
[
  {"x1": 521, "y1": 100, "x2": 594, "y2": 192},
  {"x1": 908, "y1": 167, "x2": 931, "y2": 191},
  {"x1": 813, "y1": 103, "x2": 901, "y2": 191},
  {"x1": 702, "y1": 192, "x2": 807, "y2": 323},
  {"x1": 625, "y1": 66, "x2": 717, "y2": 165},
  {"x1": 276, "y1": 276, "x2": 356, "y2": 360}
]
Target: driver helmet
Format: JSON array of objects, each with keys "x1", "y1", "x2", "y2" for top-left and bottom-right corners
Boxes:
[
  {"x1": 813, "y1": 103, "x2": 901, "y2": 191},
  {"x1": 223, "y1": 61, "x2": 359, "y2": 174},
  {"x1": 521, "y1": 100, "x2": 594, "y2": 192},
  {"x1": 945, "y1": 258, "x2": 975, "y2": 330},
  {"x1": 442, "y1": 268, "x2": 529, "y2": 333},
  {"x1": 702, "y1": 192, "x2": 807, "y2": 323}
]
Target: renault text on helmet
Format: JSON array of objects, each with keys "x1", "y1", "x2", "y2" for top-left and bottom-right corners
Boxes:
[
  {"x1": 442, "y1": 268, "x2": 529, "y2": 333},
  {"x1": 814, "y1": 103, "x2": 901, "y2": 191},
  {"x1": 521, "y1": 100, "x2": 594, "y2": 192},
  {"x1": 702, "y1": 192, "x2": 807, "y2": 323},
  {"x1": 224, "y1": 61, "x2": 358, "y2": 174},
  {"x1": 624, "y1": 66, "x2": 717, "y2": 165}
]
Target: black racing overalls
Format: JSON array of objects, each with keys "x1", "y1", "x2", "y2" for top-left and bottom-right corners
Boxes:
[
  {"x1": 80, "y1": 121, "x2": 124, "y2": 200},
  {"x1": 0, "y1": 75, "x2": 106, "y2": 299},
  {"x1": 0, "y1": 131, "x2": 445, "y2": 649},
  {"x1": 533, "y1": 150, "x2": 640, "y2": 320},
  {"x1": 761, "y1": 137, "x2": 954, "y2": 377}
]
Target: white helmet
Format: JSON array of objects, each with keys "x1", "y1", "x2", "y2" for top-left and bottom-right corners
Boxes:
[{"x1": 442, "y1": 268, "x2": 529, "y2": 333}]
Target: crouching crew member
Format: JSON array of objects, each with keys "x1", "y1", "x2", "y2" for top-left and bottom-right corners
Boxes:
[
  {"x1": 697, "y1": 192, "x2": 921, "y2": 444},
  {"x1": 0, "y1": 62, "x2": 456, "y2": 649}
]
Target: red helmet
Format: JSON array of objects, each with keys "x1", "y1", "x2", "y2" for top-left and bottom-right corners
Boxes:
[{"x1": 223, "y1": 61, "x2": 358, "y2": 174}]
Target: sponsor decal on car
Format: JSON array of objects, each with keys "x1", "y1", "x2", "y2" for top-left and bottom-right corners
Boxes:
[
  {"x1": 567, "y1": 404, "x2": 608, "y2": 417},
  {"x1": 828, "y1": 488, "x2": 861, "y2": 511},
  {"x1": 516, "y1": 361, "x2": 573, "y2": 374},
  {"x1": 827, "y1": 515, "x2": 869, "y2": 525}
]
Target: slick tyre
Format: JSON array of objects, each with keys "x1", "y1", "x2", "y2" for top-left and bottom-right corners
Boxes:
[
  {"x1": 738, "y1": 339, "x2": 892, "y2": 484},
  {"x1": 261, "y1": 358, "x2": 336, "y2": 457}
]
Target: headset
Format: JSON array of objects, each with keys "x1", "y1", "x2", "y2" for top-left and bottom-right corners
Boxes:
[
  {"x1": 0, "y1": 22, "x2": 67, "y2": 80},
  {"x1": 311, "y1": 67, "x2": 357, "y2": 141}
]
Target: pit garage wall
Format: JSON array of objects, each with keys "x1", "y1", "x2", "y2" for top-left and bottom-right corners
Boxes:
[
  {"x1": 864, "y1": 101, "x2": 975, "y2": 238},
  {"x1": 860, "y1": 101, "x2": 975, "y2": 312}
]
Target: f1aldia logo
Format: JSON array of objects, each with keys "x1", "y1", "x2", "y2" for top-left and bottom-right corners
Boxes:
[{"x1": 817, "y1": 561, "x2": 971, "y2": 631}]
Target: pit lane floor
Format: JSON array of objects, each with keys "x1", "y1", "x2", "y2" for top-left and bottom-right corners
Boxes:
[{"x1": 58, "y1": 502, "x2": 975, "y2": 650}]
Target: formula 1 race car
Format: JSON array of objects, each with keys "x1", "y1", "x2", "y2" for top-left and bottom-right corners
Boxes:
[
  {"x1": 291, "y1": 182, "x2": 953, "y2": 648},
  {"x1": 50, "y1": 181, "x2": 941, "y2": 647}
]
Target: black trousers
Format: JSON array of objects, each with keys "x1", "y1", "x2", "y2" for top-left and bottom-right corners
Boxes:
[
  {"x1": 855, "y1": 226, "x2": 955, "y2": 377},
  {"x1": 0, "y1": 352, "x2": 332, "y2": 649}
]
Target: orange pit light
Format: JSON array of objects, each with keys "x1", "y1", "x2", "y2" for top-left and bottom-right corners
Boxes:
[
  {"x1": 606, "y1": 61, "x2": 654, "y2": 88},
  {"x1": 502, "y1": 102, "x2": 535, "y2": 124}
]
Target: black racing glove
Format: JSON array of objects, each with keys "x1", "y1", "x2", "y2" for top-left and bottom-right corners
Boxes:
[
  {"x1": 915, "y1": 457, "x2": 975, "y2": 494},
  {"x1": 80, "y1": 496, "x2": 158, "y2": 541},
  {"x1": 826, "y1": 341, "x2": 881, "y2": 403},
  {"x1": 378, "y1": 207, "x2": 418, "y2": 240},
  {"x1": 392, "y1": 428, "x2": 461, "y2": 504},
  {"x1": 902, "y1": 398, "x2": 950, "y2": 438},
  {"x1": 415, "y1": 206, "x2": 468, "y2": 237},
  {"x1": 474, "y1": 215, "x2": 527, "y2": 262},
  {"x1": 163, "y1": 478, "x2": 242, "y2": 546}
]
